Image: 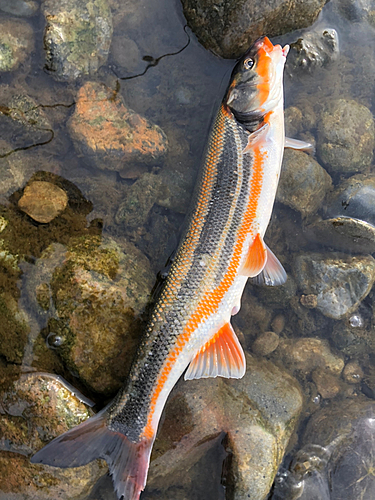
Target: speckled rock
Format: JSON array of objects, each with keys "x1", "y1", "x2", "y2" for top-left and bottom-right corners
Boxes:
[
  {"x1": 68, "y1": 82, "x2": 168, "y2": 176},
  {"x1": 285, "y1": 27, "x2": 339, "y2": 76},
  {"x1": 306, "y1": 216, "x2": 375, "y2": 254},
  {"x1": 47, "y1": 235, "x2": 154, "y2": 394},
  {"x1": 0, "y1": 18, "x2": 34, "y2": 72},
  {"x1": 148, "y1": 354, "x2": 303, "y2": 500},
  {"x1": 331, "y1": 318, "x2": 375, "y2": 357},
  {"x1": 277, "y1": 149, "x2": 332, "y2": 217},
  {"x1": 181, "y1": 0, "x2": 328, "y2": 59},
  {"x1": 0, "y1": 372, "x2": 106, "y2": 499},
  {"x1": 42, "y1": 0, "x2": 113, "y2": 81},
  {"x1": 277, "y1": 337, "x2": 344, "y2": 375},
  {"x1": 0, "y1": 0, "x2": 38, "y2": 17},
  {"x1": 294, "y1": 253, "x2": 375, "y2": 319},
  {"x1": 0, "y1": 150, "x2": 36, "y2": 203},
  {"x1": 317, "y1": 99, "x2": 374, "y2": 174},
  {"x1": 0, "y1": 91, "x2": 52, "y2": 157},
  {"x1": 115, "y1": 172, "x2": 167, "y2": 229},
  {"x1": 18, "y1": 181, "x2": 68, "y2": 223}
]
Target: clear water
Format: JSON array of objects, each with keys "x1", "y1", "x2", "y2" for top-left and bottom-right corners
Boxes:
[{"x1": 1, "y1": 0, "x2": 375, "y2": 499}]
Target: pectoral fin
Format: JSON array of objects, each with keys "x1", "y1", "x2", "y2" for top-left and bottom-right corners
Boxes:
[
  {"x1": 285, "y1": 137, "x2": 314, "y2": 153},
  {"x1": 250, "y1": 244, "x2": 287, "y2": 286},
  {"x1": 184, "y1": 322, "x2": 246, "y2": 380},
  {"x1": 243, "y1": 122, "x2": 269, "y2": 154},
  {"x1": 240, "y1": 233, "x2": 267, "y2": 277}
]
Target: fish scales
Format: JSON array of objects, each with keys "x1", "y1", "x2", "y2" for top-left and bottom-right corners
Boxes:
[
  {"x1": 108, "y1": 104, "x2": 252, "y2": 437},
  {"x1": 31, "y1": 36, "x2": 293, "y2": 500}
]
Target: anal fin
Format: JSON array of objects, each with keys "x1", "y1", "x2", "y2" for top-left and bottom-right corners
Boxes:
[
  {"x1": 240, "y1": 233, "x2": 267, "y2": 277},
  {"x1": 285, "y1": 137, "x2": 315, "y2": 153},
  {"x1": 185, "y1": 322, "x2": 246, "y2": 381},
  {"x1": 250, "y1": 244, "x2": 287, "y2": 286}
]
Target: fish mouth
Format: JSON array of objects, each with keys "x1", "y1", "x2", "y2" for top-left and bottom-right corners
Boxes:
[{"x1": 253, "y1": 36, "x2": 290, "y2": 59}]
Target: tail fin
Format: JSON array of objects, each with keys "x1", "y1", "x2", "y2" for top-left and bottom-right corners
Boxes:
[{"x1": 31, "y1": 409, "x2": 154, "y2": 500}]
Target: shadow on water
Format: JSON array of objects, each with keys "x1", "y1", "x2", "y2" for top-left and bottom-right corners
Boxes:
[{"x1": 1, "y1": 0, "x2": 375, "y2": 498}]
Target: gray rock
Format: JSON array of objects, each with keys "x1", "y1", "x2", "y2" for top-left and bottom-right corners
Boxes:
[
  {"x1": 0, "y1": 149, "x2": 36, "y2": 202},
  {"x1": 325, "y1": 174, "x2": 375, "y2": 225},
  {"x1": 0, "y1": 0, "x2": 38, "y2": 17},
  {"x1": 331, "y1": 317, "x2": 375, "y2": 357},
  {"x1": 115, "y1": 173, "x2": 167, "y2": 230},
  {"x1": 0, "y1": 91, "x2": 52, "y2": 156},
  {"x1": 68, "y1": 82, "x2": 168, "y2": 176},
  {"x1": 286, "y1": 26, "x2": 339, "y2": 76},
  {"x1": 42, "y1": 0, "x2": 113, "y2": 82},
  {"x1": 317, "y1": 99, "x2": 375, "y2": 174},
  {"x1": 277, "y1": 149, "x2": 332, "y2": 217},
  {"x1": 294, "y1": 253, "x2": 375, "y2": 319},
  {"x1": 0, "y1": 18, "x2": 34, "y2": 72},
  {"x1": 148, "y1": 354, "x2": 303, "y2": 500},
  {"x1": 110, "y1": 35, "x2": 143, "y2": 74},
  {"x1": 306, "y1": 217, "x2": 375, "y2": 254},
  {"x1": 180, "y1": 0, "x2": 328, "y2": 59}
]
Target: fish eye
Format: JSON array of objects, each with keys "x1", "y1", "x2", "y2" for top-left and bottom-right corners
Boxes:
[{"x1": 243, "y1": 58, "x2": 254, "y2": 70}]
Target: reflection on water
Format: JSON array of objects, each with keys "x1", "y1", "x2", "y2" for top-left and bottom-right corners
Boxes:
[{"x1": 1, "y1": 0, "x2": 375, "y2": 498}]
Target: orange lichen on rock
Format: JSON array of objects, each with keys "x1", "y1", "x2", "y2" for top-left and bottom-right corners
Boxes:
[{"x1": 68, "y1": 82, "x2": 168, "y2": 176}]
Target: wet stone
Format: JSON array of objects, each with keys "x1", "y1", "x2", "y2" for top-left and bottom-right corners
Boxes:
[
  {"x1": 0, "y1": 0, "x2": 38, "y2": 17},
  {"x1": 284, "y1": 106, "x2": 303, "y2": 137},
  {"x1": 286, "y1": 27, "x2": 339, "y2": 76},
  {"x1": 277, "y1": 149, "x2": 332, "y2": 217},
  {"x1": 317, "y1": 99, "x2": 375, "y2": 174},
  {"x1": 325, "y1": 173, "x2": 375, "y2": 225},
  {"x1": 0, "y1": 18, "x2": 34, "y2": 72},
  {"x1": 294, "y1": 252, "x2": 375, "y2": 319},
  {"x1": 252, "y1": 331, "x2": 280, "y2": 356},
  {"x1": 148, "y1": 354, "x2": 303, "y2": 500},
  {"x1": 42, "y1": 0, "x2": 113, "y2": 82},
  {"x1": 312, "y1": 368, "x2": 342, "y2": 399},
  {"x1": 48, "y1": 235, "x2": 154, "y2": 394},
  {"x1": 277, "y1": 337, "x2": 344, "y2": 375},
  {"x1": 306, "y1": 217, "x2": 375, "y2": 254},
  {"x1": 0, "y1": 372, "x2": 106, "y2": 499},
  {"x1": 115, "y1": 173, "x2": 167, "y2": 230},
  {"x1": 110, "y1": 35, "x2": 143, "y2": 74},
  {"x1": 342, "y1": 361, "x2": 364, "y2": 384},
  {"x1": 68, "y1": 82, "x2": 168, "y2": 176},
  {"x1": 18, "y1": 181, "x2": 68, "y2": 223},
  {"x1": 331, "y1": 319, "x2": 375, "y2": 357},
  {"x1": 181, "y1": 0, "x2": 327, "y2": 59},
  {"x1": 0, "y1": 91, "x2": 52, "y2": 156}
]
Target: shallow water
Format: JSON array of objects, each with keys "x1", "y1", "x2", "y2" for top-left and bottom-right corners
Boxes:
[{"x1": 1, "y1": 0, "x2": 375, "y2": 499}]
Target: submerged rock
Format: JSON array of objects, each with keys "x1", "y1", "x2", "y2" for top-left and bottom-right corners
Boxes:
[
  {"x1": 0, "y1": 0, "x2": 38, "y2": 17},
  {"x1": 286, "y1": 26, "x2": 339, "y2": 76},
  {"x1": 0, "y1": 372, "x2": 106, "y2": 499},
  {"x1": 294, "y1": 253, "x2": 375, "y2": 319},
  {"x1": 277, "y1": 149, "x2": 332, "y2": 217},
  {"x1": 47, "y1": 235, "x2": 154, "y2": 394},
  {"x1": 272, "y1": 397, "x2": 375, "y2": 499},
  {"x1": 180, "y1": 0, "x2": 327, "y2": 59},
  {"x1": 18, "y1": 181, "x2": 68, "y2": 223},
  {"x1": 306, "y1": 216, "x2": 375, "y2": 254},
  {"x1": 148, "y1": 354, "x2": 303, "y2": 500},
  {"x1": 115, "y1": 173, "x2": 167, "y2": 230},
  {"x1": 0, "y1": 91, "x2": 53, "y2": 156},
  {"x1": 317, "y1": 99, "x2": 374, "y2": 174},
  {"x1": 42, "y1": 0, "x2": 113, "y2": 81},
  {"x1": 0, "y1": 18, "x2": 34, "y2": 72},
  {"x1": 68, "y1": 82, "x2": 168, "y2": 176}
]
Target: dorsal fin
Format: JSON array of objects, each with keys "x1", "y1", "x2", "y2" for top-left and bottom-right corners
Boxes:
[
  {"x1": 184, "y1": 322, "x2": 246, "y2": 381},
  {"x1": 240, "y1": 233, "x2": 267, "y2": 277}
]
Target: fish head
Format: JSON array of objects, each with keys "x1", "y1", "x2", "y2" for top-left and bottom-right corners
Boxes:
[{"x1": 225, "y1": 36, "x2": 289, "y2": 123}]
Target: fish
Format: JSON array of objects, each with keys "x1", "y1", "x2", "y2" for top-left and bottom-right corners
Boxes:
[{"x1": 31, "y1": 36, "x2": 308, "y2": 499}]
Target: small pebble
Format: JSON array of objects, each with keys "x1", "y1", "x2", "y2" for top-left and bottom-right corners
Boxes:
[
  {"x1": 18, "y1": 181, "x2": 68, "y2": 223},
  {"x1": 271, "y1": 314, "x2": 285, "y2": 335},
  {"x1": 252, "y1": 331, "x2": 280, "y2": 356},
  {"x1": 343, "y1": 361, "x2": 364, "y2": 384},
  {"x1": 300, "y1": 294, "x2": 318, "y2": 309},
  {"x1": 312, "y1": 368, "x2": 342, "y2": 399}
]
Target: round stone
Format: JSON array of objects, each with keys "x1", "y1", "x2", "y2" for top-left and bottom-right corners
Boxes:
[
  {"x1": 18, "y1": 181, "x2": 68, "y2": 223},
  {"x1": 252, "y1": 331, "x2": 280, "y2": 356}
]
